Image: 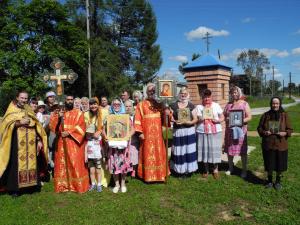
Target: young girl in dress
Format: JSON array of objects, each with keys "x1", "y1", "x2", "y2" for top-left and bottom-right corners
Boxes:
[{"x1": 105, "y1": 98, "x2": 133, "y2": 193}]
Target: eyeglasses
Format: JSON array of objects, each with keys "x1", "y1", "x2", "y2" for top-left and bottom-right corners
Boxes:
[{"x1": 113, "y1": 103, "x2": 121, "y2": 106}]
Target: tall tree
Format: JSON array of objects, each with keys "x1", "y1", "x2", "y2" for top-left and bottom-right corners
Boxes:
[
  {"x1": 237, "y1": 49, "x2": 270, "y2": 96},
  {"x1": 66, "y1": 0, "x2": 162, "y2": 98},
  {"x1": 104, "y1": 0, "x2": 162, "y2": 84},
  {"x1": 0, "y1": 0, "x2": 87, "y2": 102}
]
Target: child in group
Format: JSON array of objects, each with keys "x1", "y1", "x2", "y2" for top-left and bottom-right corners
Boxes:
[
  {"x1": 105, "y1": 98, "x2": 133, "y2": 193},
  {"x1": 85, "y1": 124, "x2": 102, "y2": 192}
]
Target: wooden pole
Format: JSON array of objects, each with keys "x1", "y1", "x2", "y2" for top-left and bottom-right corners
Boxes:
[{"x1": 164, "y1": 99, "x2": 169, "y2": 183}]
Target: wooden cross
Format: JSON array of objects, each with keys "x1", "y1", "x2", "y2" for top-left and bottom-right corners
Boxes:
[{"x1": 43, "y1": 58, "x2": 78, "y2": 96}]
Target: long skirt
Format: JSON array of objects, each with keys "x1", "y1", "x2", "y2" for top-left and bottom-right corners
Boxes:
[
  {"x1": 171, "y1": 127, "x2": 198, "y2": 174},
  {"x1": 197, "y1": 132, "x2": 222, "y2": 164},
  {"x1": 263, "y1": 148, "x2": 288, "y2": 172}
]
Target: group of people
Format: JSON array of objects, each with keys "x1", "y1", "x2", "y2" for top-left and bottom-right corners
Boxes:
[{"x1": 0, "y1": 83, "x2": 292, "y2": 197}]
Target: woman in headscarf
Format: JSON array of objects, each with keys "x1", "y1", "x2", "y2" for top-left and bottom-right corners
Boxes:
[
  {"x1": 195, "y1": 89, "x2": 224, "y2": 179},
  {"x1": 170, "y1": 87, "x2": 198, "y2": 177},
  {"x1": 257, "y1": 97, "x2": 292, "y2": 190},
  {"x1": 224, "y1": 86, "x2": 252, "y2": 178}
]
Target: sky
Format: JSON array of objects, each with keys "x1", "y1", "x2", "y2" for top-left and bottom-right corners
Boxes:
[{"x1": 149, "y1": 0, "x2": 300, "y2": 85}]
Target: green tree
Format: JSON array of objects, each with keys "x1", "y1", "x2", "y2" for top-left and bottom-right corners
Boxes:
[
  {"x1": 237, "y1": 49, "x2": 270, "y2": 96},
  {"x1": 66, "y1": 0, "x2": 162, "y2": 98},
  {"x1": 0, "y1": 0, "x2": 87, "y2": 115}
]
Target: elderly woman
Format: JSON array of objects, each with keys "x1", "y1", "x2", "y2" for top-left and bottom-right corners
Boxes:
[
  {"x1": 170, "y1": 87, "x2": 198, "y2": 177},
  {"x1": 124, "y1": 100, "x2": 139, "y2": 176},
  {"x1": 74, "y1": 97, "x2": 81, "y2": 110},
  {"x1": 196, "y1": 89, "x2": 224, "y2": 179},
  {"x1": 81, "y1": 97, "x2": 89, "y2": 112},
  {"x1": 257, "y1": 97, "x2": 292, "y2": 190},
  {"x1": 224, "y1": 86, "x2": 252, "y2": 178},
  {"x1": 132, "y1": 90, "x2": 143, "y2": 107}
]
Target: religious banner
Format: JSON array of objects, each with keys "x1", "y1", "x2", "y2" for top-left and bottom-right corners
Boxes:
[
  {"x1": 158, "y1": 80, "x2": 175, "y2": 98},
  {"x1": 269, "y1": 121, "x2": 280, "y2": 134},
  {"x1": 107, "y1": 114, "x2": 130, "y2": 141},
  {"x1": 229, "y1": 110, "x2": 244, "y2": 127},
  {"x1": 203, "y1": 107, "x2": 213, "y2": 120},
  {"x1": 177, "y1": 108, "x2": 191, "y2": 123}
]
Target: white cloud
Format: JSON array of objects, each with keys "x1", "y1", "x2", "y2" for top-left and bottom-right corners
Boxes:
[
  {"x1": 169, "y1": 55, "x2": 188, "y2": 63},
  {"x1": 260, "y1": 48, "x2": 289, "y2": 58},
  {"x1": 292, "y1": 47, "x2": 300, "y2": 55},
  {"x1": 185, "y1": 26, "x2": 230, "y2": 41},
  {"x1": 241, "y1": 17, "x2": 255, "y2": 23},
  {"x1": 163, "y1": 68, "x2": 183, "y2": 80},
  {"x1": 221, "y1": 48, "x2": 246, "y2": 61},
  {"x1": 222, "y1": 48, "x2": 289, "y2": 61}
]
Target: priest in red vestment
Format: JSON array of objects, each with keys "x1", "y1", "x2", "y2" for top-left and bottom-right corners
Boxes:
[
  {"x1": 134, "y1": 83, "x2": 169, "y2": 182},
  {"x1": 49, "y1": 95, "x2": 89, "y2": 193}
]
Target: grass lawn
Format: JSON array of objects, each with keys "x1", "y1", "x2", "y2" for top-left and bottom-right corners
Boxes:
[
  {"x1": 1, "y1": 136, "x2": 299, "y2": 225},
  {"x1": 1, "y1": 104, "x2": 299, "y2": 225},
  {"x1": 247, "y1": 96, "x2": 295, "y2": 108}
]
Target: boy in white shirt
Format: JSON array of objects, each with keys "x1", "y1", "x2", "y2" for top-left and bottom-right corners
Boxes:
[{"x1": 85, "y1": 124, "x2": 102, "y2": 192}]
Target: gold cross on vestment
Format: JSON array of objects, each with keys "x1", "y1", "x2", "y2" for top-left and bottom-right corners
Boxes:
[{"x1": 43, "y1": 58, "x2": 78, "y2": 96}]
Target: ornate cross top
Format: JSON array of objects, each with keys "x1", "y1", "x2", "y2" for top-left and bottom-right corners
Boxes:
[
  {"x1": 202, "y1": 32, "x2": 212, "y2": 54},
  {"x1": 43, "y1": 59, "x2": 78, "y2": 96}
]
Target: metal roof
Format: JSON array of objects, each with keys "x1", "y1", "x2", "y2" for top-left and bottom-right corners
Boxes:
[{"x1": 183, "y1": 54, "x2": 231, "y2": 71}]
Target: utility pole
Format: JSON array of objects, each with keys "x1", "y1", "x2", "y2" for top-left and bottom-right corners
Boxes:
[
  {"x1": 282, "y1": 79, "x2": 284, "y2": 97},
  {"x1": 86, "y1": 0, "x2": 92, "y2": 98},
  {"x1": 272, "y1": 66, "x2": 275, "y2": 96},
  {"x1": 289, "y1": 72, "x2": 291, "y2": 99}
]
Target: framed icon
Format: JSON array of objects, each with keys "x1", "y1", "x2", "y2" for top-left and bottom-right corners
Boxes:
[
  {"x1": 106, "y1": 114, "x2": 130, "y2": 141},
  {"x1": 158, "y1": 80, "x2": 174, "y2": 98},
  {"x1": 177, "y1": 108, "x2": 191, "y2": 123},
  {"x1": 203, "y1": 107, "x2": 213, "y2": 120},
  {"x1": 229, "y1": 110, "x2": 244, "y2": 127},
  {"x1": 269, "y1": 121, "x2": 280, "y2": 134}
]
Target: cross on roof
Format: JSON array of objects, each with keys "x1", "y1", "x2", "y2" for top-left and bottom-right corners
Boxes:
[
  {"x1": 202, "y1": 32, "x2": 212, "y2": 54},
  {"x1": 43, "y1": 58, "x2": 78, "y2": 97}
]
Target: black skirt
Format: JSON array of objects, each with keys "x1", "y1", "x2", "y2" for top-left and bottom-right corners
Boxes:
[{"x1": 262, "y1": 148, "x2": 288, "y2": 172}]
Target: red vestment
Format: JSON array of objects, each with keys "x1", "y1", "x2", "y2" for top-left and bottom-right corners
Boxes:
[
  {"x1": 134, "y1": 100, "x2": 167, "y2": 182},
  {"x1": 49, "y1": 109, "x2": 89, "y2": 193}
]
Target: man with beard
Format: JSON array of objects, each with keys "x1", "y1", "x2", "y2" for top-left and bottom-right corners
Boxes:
[
  {"x1": 134, "y1": 83, "x2": 170, "y2": 182},
  {"x1": 0, "y1": 90, "x2": 48, "y2": 197},
  {"x1": 49, "y1": 95, "x2": 89, "y2": 193}
]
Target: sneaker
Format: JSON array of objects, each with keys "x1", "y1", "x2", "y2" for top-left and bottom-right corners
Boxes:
[
  {"x1": 112, "y1": 186, "x2": 120, "y2": 193},
  {"x1": 241, "y1": 171, "x2": 247, "y2": 179},
  {"x1": 274, "y1": 183, "x2": 282, "y2": 190},
  {"x1": 121, "y1": 186, "x2": 127, "y2": 193},
  {"x1": 97, "y1": 185, "x2": 102, "y2": 193},
  {"x1": 88, "y1": 184, "x2": 96, "y2": 192},
  {"x1": 265, "y1": 182, "x2": 273, "y2": 189},
  {"x1": 225, "y1": 170, "x2": 232, "y2": 176}
]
